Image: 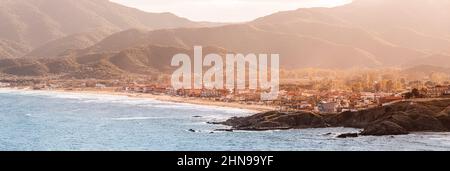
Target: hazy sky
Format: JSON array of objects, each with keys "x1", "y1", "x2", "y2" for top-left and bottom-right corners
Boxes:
[{"x1": 110, "y1": 0, "x2": 352, "y2": 22}]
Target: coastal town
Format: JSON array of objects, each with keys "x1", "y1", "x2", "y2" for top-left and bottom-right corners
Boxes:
[{"x1": 2, "y1": 75, "x2": 450, "y2": 114}]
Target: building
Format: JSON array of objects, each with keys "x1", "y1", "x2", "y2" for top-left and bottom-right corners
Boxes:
[
  {"x1": 444, "y1": 87, "x2": 450, "y2": 96},
  {"x1": 200, "y1": 89, "x2": 229, "y2": 98},
  {"x1": 33, "y1": 84, "x2": 47, "y2": 90},
  {"x1": 318, "y1": 101, "x2": 337, "y2": 113},
  {"x1": 0, "y1": 82, "x2": 10, "y2": 87},
  {"x1": 187, "y1": 89, "x2": 202, "y2": 97},
  {"x1": 151, "y1": 86, "x2": 168, "y2": 94},
  {"x1": 95, "y1": 83, "x2": 106, "y2": 89},
  {"x1": 427, "y1": 85, "x2": 450, "y2": 97}
]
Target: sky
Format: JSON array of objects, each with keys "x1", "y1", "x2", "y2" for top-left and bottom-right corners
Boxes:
[{"x1": 110, "y1": 0, "x2": 352, "y2": 22}]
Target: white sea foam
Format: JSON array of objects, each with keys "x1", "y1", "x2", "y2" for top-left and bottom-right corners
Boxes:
[
  {"x1": 111, "y1": 117, "x2": 167, "y2": 121},
  {"x1": 0, "y1": 88, "x2": 253, "y2": 114}
]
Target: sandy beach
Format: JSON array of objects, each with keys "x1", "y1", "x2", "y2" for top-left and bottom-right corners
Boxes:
[{"x1": 45, "y1": 88, "x2": 274, "y2": 113}]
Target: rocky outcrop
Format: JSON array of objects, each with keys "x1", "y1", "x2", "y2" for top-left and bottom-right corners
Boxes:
[
  {"x1": 221, "y1": 111, "x2": 328, "y2": 131},
  {"x1": 220, "y1": 99, "x2": 450, "y2": 136},
  {"x1": 360, "y1": 121, "x2": 408, "y2": 136}
]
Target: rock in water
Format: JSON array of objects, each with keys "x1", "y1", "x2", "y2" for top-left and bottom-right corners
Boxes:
[
  {"x1": 337, "y1": 133, "x2": 359, "y2": 138},
  {"x1": 323, "y1": 133, "x2": 333, "y2": 136},
  {"x1": 361, "y1": 121, "x2": 408, "y2": 136},
  {"x1": 214, "y1": 129, "x2": 234, "y2": 132}
]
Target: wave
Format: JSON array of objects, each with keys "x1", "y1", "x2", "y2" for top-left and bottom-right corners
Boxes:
[
  {"x1": 0, "y1": 88, "x2": 253, "y2": 114},
  {"x1": 111, "y1": 117, "x2": 167, "y2": 121}
]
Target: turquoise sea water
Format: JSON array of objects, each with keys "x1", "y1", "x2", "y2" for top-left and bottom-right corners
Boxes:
[{"x1": 1, "y1": 88, "x2": 450, "y2": 151}]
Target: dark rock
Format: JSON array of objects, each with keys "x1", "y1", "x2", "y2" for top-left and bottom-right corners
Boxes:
[
  {"x1": 389, "y1": 112, "x2": 415, "y2": 130},
  {"x1": 437, "y1": 115, "x2": 450, "y2": 130},
  {"x1": 337, "y1": 133, "x2": 358, "y2": 138},
  {"x1": 222, "y1": 111, "x2": 327, "y2": 130},
  {"x1": 361, "y1": 121, "x2": 408, "y2": 136},
  {"x1": 188, "y1": 129, "x2": 196, "y2": 132},
  {"x1": 409, "y1": 114, "x2": 446, "y2": 131},
  {"x1": 214, "y1": 129, "x2": 234, "y2": 132},
  {"x1": 439, "y1": 106, "x2": 450, "y2": 115},
  {"x1": 193, "y1": 116, "x2": 202, "y2": 118}
]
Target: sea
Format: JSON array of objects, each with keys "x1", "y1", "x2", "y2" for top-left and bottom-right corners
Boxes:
[{"x1": 0, "y1": 88, "x2": 449, "y2": 151}]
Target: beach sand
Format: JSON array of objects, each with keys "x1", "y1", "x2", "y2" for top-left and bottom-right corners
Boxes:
[{"x1": 49, "y1": 88, "x2": 274, "y2": 113}]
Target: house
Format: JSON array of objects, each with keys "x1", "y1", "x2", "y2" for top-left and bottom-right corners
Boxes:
[
  {"x1": 33, "y1": 84, "x2": 47, "y2": 90},
  {"x1": 142, "y1": 85, "x2": 156, "y2": 93},
  {"x1": 188, "y1": 89, "x2": 202, "y2": 97},
  {"x1": 318, "y1": 101, "x2": 338, "y2": 113},
  {"x1": 0, "y1": 82, "x2": 10, "y2": 87},
  {"x1": 360, "y1": 92, "x2": 376, "y2": 101},
  {"x1": 427, "y1": 85, "x2": 450, "y2": 97},
  {"x1": 289, "y1": 101, "x2": 313, "y2": 111},
  {"x1": 48, "y1": 83, "x2": 62, "y2": 89},
  {"x1": 445, "y1": 89, "x2": 450, "y2": 96},
  {"x1": 201, "y1": 89, "x2": 220, "y2": 98},
  {"x1": 95, "y1": 83, "x2": 107, "y2": 89},
  {"x1": 166, "y1": 87, "x2": 177, "y2": 96},
  {"x1": 152, "y1": 86, "x2": 168, "y2": 94},
  {"x1": 85, "y1": 81, "x2": 96, "y2": 88}
]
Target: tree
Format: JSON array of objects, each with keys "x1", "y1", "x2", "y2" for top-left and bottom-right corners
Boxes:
[
  {"x1": 374, "y1": 82, "x2": 382, "y2": 92},
  {"x1": 404, "y1": 88, "x2": 422, "y2": 99},
  {"x1": 412, "y1": 88, "x2": 421, "y2": 98},
  {"x1": 385, "y1": 80, "x2": 394, "y2": 92},
  {"x1": 404, "y1": 92, "x2": 413, "y2": 99},
  {"x1": 351, "y1": 82, "x2": 362, "y2": 92}
]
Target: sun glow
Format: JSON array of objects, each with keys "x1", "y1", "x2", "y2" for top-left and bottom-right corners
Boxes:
[{"x1": 110, "y1": 0, "x2": 352, "y2": 22}]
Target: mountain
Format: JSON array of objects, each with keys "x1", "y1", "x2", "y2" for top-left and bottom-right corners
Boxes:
[
  {"x1": 68, "y1": 0, "x2": 450, "y2": 69},
  {"x1": 24, "y1": 28, "x2": 116, "y2": 58},
  {"x1": 81, "y1": 24, "x2": 381, "y2": 69},
  {"x1": 327, "y1": 0, "x2": 450, "y2": 39},
  {"x1": 2, "y1": 0, "x2": 450, "y2": 77},
  {"x1": 402, "y1": 65, "x2": 450, "y2": 75},
  {"x1": 401, "y1": 64, "x2": 450, "y2": 81},
  {"x1": 0, "y1": 45, "x2": 227, "y2": 79},
  {"x1": 326, "y1": 0, "x2": 450, "y2": 56},
  {"x1": 251, "y1": 8, "x2": 427, "y2": 65},
  {"x1": 250, "y1": 0, "x2": 450, "y2": 65},
  {"x1": 405, "y1": 54, "x2": 450, "y2": 68},
  {"x1": 0, "y1": 39, "x2": 31, "y2": 58},
  {"x1": 0, "y1": 0, "x2": 213, "y2": 58}
]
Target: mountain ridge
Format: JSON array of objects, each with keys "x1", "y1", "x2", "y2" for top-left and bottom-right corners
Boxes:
[
  {"x1": 1, "y1": 0, "x2": 450, "y2": 76},
  {"x1": 0, "y1": 0, "x2": 215, "y2": 58}
]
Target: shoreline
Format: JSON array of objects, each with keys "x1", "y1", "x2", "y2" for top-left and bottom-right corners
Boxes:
[
  {"x1": 0, "y1": 87, "x2": 274, "y2": 113},
  {"x1": 4, "y1": 87, "x2": 450, "y2": 137}
]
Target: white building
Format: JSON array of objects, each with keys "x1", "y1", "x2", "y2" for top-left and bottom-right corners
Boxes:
[
  {"x1": 318, "y1": 101, "x2": 337, "y2": 113},
  {"x1": 95, "y1": 83, "x2": 106, "y2": 89},
  {"x1": 0, "y1": 82, "x2": 11, "y2": 87}
]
